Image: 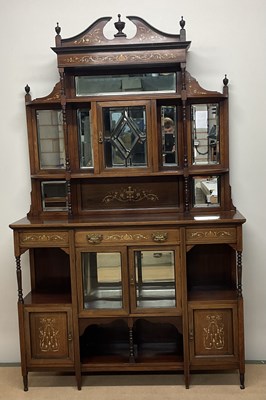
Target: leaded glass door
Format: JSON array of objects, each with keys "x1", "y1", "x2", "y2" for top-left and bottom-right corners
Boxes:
[{"x1": 97, "y1": 101, "x2": 152, "y2": 172}]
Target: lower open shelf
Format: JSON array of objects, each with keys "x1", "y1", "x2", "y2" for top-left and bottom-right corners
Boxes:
[{"x1": 80, "y1": 317, "x2": 184, "y2": 370}]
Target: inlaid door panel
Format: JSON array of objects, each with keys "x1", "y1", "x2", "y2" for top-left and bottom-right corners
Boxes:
[
  {"x1": 188, "y1": 302, "x2": 238, "y2": 365},
  {"x1": 24, "y1": 307, "x2": 74, "y2": 366}
]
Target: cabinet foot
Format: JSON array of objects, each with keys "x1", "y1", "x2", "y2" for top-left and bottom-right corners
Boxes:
[
  {"x1": 240, "y1": 373, "x2": 245, "y2": 389},
  {"x1": 23, "y1": 375, "x2": 28, "y2": 391}
]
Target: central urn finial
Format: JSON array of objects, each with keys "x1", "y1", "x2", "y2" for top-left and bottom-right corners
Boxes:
[{"x1": 114, "y1": 14, "x2": 126, "y2": 37}]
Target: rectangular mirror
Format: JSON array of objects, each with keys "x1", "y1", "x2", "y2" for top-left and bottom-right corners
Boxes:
[
  {"x1": 161, "y1": 105, "x2": 178, "y2": 166},
  {"x1": 193, "y1": 176, "x2": 220, "y2": 207},
  {"x1": 36, "y1": 110, "x2": 65, "y2": 169},
  {"x1": 191, "y1": 104, "x2": 219, "y2": 165},
  {"x1": 77, "y1": 108, "x2": 94, "y2": 169},
  {"x1": 75, "y1": 73, "x2": 176, "y2": 96},
  {"x1": 41, "y1": 181, "x2": 67, "y2": 211},
  {"x1": 82, "y1": 252, "x2": 123, "y2": 310},
  {"x1": 103, "y1": 106, "x2": 147, "y2": 168},
  {"x1": 134, "y1": 250, "x2": 176, "y2": 308}
]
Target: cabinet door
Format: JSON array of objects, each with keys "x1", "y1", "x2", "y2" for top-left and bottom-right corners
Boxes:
[
  {"x1": 97, "y1": 101, "x2": 152, "y2": 173},
  {"x1": 188, "y1": 303, "x2": 238, "y2": 365},
  {"x1": 76, "y1": 247, "x2": 129, "y2": 316},
  {"x1": 24, "y1": 308, "x2": 74, "y2": 366},
  {"x1": 129, "y1": 246, "x2": 182, "y2": 314}
]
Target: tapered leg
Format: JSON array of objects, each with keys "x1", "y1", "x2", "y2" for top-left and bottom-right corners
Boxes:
[
  {"x1": 240, "y1": 372, "x2": 245, "y2": 389},
  {"x1": 23, "y1": 374, "x2": 28, "y2": 391}
]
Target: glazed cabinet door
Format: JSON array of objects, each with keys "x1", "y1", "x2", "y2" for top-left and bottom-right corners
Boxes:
[
  {"x1": 24, "y1": 307, "x2": 74, "y2": 366},
  {"x1": 188, "y1": 302, "x2": 238, "y2": 366},
  {"x1": 128, "y1": 246, "x2": 182, "y2": 314},
  {"x1": 76, "y1": 246, "x2": 129, "y2": 316}
]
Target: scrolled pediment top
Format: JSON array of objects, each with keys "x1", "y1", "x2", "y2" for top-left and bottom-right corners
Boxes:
[{"x1": 53, "y1": 15, "x2": 190, "y2": 52}]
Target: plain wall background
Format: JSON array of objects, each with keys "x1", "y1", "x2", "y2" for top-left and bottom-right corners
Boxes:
[{"x1": 0, "y1": 0, "x2": 266, "y2": 362}]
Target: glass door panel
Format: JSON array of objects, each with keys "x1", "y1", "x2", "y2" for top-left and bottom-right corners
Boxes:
[
  {"x1": 191, "y1": 103, "x2": 220, "y2": 165},
  {"x1": 82, "y1": 251, "x2": 124, "y2": 311},
  {"x1": 77, "y1": 108, "x2": 94, "y2": 169},
  {"x1": 160, "y1": 105, "x2": 178, "y2": 166},
  {"x1": 132, "y1": 250, "x2": 177, "y2": 310},
  {"x1": 36, "y1": 110, "x2": 65, "y2": 169},
  {"x1": 102, "y1": 105, "x2": 147, "y2": 168},
  {"x1": 193, "y1": 176, "x2": 220, "y2": 208}
]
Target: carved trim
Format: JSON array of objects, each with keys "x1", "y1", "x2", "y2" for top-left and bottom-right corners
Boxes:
[{"x1": 102, "y1": 186, "x2": 159, "y2": 204}]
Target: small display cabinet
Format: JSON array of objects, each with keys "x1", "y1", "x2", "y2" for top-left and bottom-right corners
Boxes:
[{"x1": 10, "y1": 14, "x2": 246, "y2": 390}]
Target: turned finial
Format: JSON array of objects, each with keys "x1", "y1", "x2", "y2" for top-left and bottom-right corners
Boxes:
[
  {"x1": 25, "y1": 84, "x2": 30, "y2": 94},
  {"x1": 223, "y1": 74, "x2": 229, "y2": 86},
  {"x1": 55, "y1": 22, "x2": 61, "y2": 35},
  {"x1": 114, "y1": 14, "x2": 126, "y2": 37},
  {"x1": 180, "y1": 16, "x2": 185, "y2": 29}
]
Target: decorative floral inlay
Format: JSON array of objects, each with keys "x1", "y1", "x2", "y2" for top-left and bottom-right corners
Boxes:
[
  {"x1": 61, "y1": 51, "x2": 177, "y2": 65},
  {"x1": 73, "y1": 28, "x2": 103, "y2": 45},
  {"x1": 203, "y1": 314, "x2": 225, "y2": 350},
  {"x1": 105, "y1": 233, "x2": 149, "y2": 241},
  {"x1": 137, "y1": 26, "x2": 166, "y2": 42},
  {"x1": 102, "y1": 186, "x2": 159, "y2": 203},
  {"x1": 190, "y1": 230, "x2": 232, "y2": 239},
  {"x1": 22, "y1": 233, "x2": 67, "y2": 242},
  {"x1": 39, "y1": 318, "x2": 59, "y2": 352}
]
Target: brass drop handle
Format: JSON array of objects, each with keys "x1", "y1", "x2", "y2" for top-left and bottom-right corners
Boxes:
[
  {"x1": 98, "y1": 131, "x2": 103, "y2": 143},
  {"x1": 189, "y1": 329, "x2": 194, "y2": 341},
  {"x1": 151, "y1": 232, "x2": 168, "y2": 243},
  {"x1": 68, "y1": 332, "x2": 73, "y2": 342},
  {"x1": 87, "y1": 233, "x2": 103, "y2": 244}
]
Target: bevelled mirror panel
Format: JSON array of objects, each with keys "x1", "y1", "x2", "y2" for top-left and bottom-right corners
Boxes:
[
  {"x1": 161, "y1": 105, "x2": 178, "y2": 166},
  {"x1": 191, "y1": 104, "x2": 219, "y2": 165},
  {"x1": 103, "y1": 106, "x2": 147, "y2": 168},
  {"x1": 41, "y1": 181, "x2": 67, "y2": 211},
  {"x1": 36, "y1": 110, "x2": 65, "y2": 169},
  {"x1": 82, "y1": 252, "x2": 123, "y2": 310},
  {"x1": 77, "y1": 108, "x2": 94, "y2": 169},
  {"x1": 75, "y1": 73, "x2": 176, "y2": 96},
  {"x1": 193, "y1": 176, "x2": 220, "y2": 207},
  {"x1": 134, "y1": 250, "x2": 176, "y2": 308}
]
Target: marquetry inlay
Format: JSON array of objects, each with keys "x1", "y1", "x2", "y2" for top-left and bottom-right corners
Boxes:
[
  {"x1": 137, "y1": 26, "x2": 167, "y2": 42},
  {"x1": 39, "y1": 318, "x2": 59, "y2": 352},
  {"x1": 60, "y1": 51, "x2": 178, "y2": 66},
  {"x1": 21, "y1": 233, "x2": 68, "y2": 243},
  {"x1": 102, "y1": 186, "x2": 159, "y2": 203},
  {"x1": 104, "y1": 233, "x2": 149, "y2": 241},
  {"x1": 190, "y1": 230, "x2": 232, "y2": 239},
  {"x1": 73, "y1": 28, "x2": 104, "y2": 45},
  {"x1": 203, "y1": 315, "x2": 224, "y2": 350}
]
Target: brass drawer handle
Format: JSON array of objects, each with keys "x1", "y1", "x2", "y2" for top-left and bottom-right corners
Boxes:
[
  {"x1": 87, "y1": 233, "x2": 103, "y2": 244},
  {"x1": 152, "y1": 232, "x2": 168, "y2": 243}
]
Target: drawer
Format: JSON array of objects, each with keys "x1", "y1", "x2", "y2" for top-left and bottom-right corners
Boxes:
[
  {"x1": 75, "y1": 228, "x2": 179, "y2": 246},
  {"x1": 19, "y1": 231, "x2": 69, "y2": 247},
  {"x1": 186, "y1": 227, "x2": 236, "y2": 244}
]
